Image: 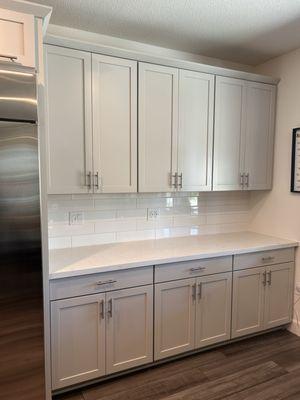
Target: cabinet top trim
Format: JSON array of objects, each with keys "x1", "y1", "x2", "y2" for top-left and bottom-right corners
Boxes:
[
  {"x1": 44, "y1": 26, "x2": 279, "y2": 85},
  {"x1": 0, "y1": 2, "x2": 52, "y2": 32}
]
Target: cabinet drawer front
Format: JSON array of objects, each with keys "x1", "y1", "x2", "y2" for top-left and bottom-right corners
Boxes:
[
  {"x1": 50, "y1": 266, "x2": 153, "y2": 300},
  {"x1": 234, "y1": 248, "x2": 294, "y2": 270},
  {"x1": 155, "y1": 256, "x2": 232, "y2": 283}
]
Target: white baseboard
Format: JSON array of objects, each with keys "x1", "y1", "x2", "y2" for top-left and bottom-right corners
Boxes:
[{"x1": 288, "y1": 319, "x2": 300, "y2": 336}]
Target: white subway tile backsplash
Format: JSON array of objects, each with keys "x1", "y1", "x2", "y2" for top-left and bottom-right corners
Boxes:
[
  {"x1": 84, "y1": 210, "x2": 117, "y2": 221},
  {"x1": 206, "y1": 212, "x2": 250, "y2": 225},
  {"x1": 136, "y1": 216, "x2": 174, "y2": 230},
  {"x1": 48, "y1": 191, "x2": 252, "y2": 249},
  {"x1": 95, "y1": 218, "x2": 136, "y2": 234},
  {"x1": 173, "y1": 214, "x2": 206, "y2": 227},
  {"x1": 49, "y1": 236, "x2": 72, "y2": 250},
  {"x1": 94, "y1": 198, "x2": 137, "y2": 210},
  {"x1": 155, "y1": 228, "x2": 172, "y2": 239},
  {"x1": 48, "y1": 210, "x2": 69, "y2": 223},
  {"x1": 48, "y1": 198, "x2": 94, "y2": 211},
  {"x1": 72, "y1": 233, "x2": 116, "y2": 247},
  {"x1": 116, "y1": 229, "x2": 156, "y2": 242},
  {"x1": 137, "y1": 197, "x2": 174, "y2": 209},
  {"x1": 117, "y1": 208, "x2": 147, "y2": 218},
  {"x1": 48, "y1": 222, "x2": 95, "y2": 237}
]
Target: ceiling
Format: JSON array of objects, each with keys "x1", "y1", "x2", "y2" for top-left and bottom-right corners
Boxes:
[{"x1": 33, "y1": 0, "x2": 300, "y2": 65}]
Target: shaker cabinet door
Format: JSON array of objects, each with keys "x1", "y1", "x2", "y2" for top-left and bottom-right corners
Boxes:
[
  {"x1": 195, "y1": 272, "x2": 232, "y2": 348},
  {"x1": 51, "y1": 294, "x2": 106, "y2": 389},
  {"x1": 138, "y1": 62, "x2": 178, "y2": 192},
  {"x1": 106, "y1": 286, "x2": 153, "y2": 374},
  {"x1": 177, "y1": 70, "x2": 214, "y2": 191},
  {"x1": 213, "y1": 76, "x2": 246, "y2": 191},
  {"x1": 0, "y1": 8, "x2": 35, "y2": 68},
  {"x1": 244, "y1": 82, "x2": 276, "y2": 190},
  {"x1": 264, "y1": 263, "x2": 293, "y2": 329},
  {"x1": 154, "y1": 279, "x2": 196, "y2": 360},
  {"x1": 45, "y1": 45, "x2": 93, "y2": 194},
  {"x1": 232, "y1": 267, "x2": 265, "y2": 338},
  {"x1": 92, "y1": 54, "x2": 137, "y2": 193}
]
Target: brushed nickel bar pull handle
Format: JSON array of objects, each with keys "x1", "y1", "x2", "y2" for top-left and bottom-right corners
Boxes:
[
  {"x1": 262, "y1": 271, "x2": 267, "y2": 286},
  {"x1": 240, "y1": 173, "x2": 244, "y2": 188},
  {"x1": 198, "y1": 283, "x2": 202, "y2": 300},
  {"x1": 267, "y1": 271, "x2": 272, "y2": 286},
  {"x1": 107, "y1": 299, "x2": 113, "y2": 318},
  {"x1": 96, "y1": 279, "x2": 117, "y2": 286},
  {"x1": 190, "y1": 267, "x2": 206, "y2": 272},
  {"x1": 170, "y1": 172, "x2": 178, "y2": 188},
  {"x1": 0, "y1": 54, "x2": 18, "y2": 62},
  {"x1": 99, "y1": 300, "x2": 105, "y2": 319},
  {"x1": 262, "y1": 256, "x2": 275, "y2": 262},
  {"x1": 178, "y1": 173, "x2": 183, "y2": 190},
  {"x1": 192, "y1": 283, "x2": 196, "y2": 301},
  {"x1": 86, "y1": 171, "x2": 92, "y2": 189},
  {"x1": 94, "y1": 172, "x2": 99, "y2": 190},
  {"x1": 245, "y1": 173, "x2": 249, "y2": 187}
]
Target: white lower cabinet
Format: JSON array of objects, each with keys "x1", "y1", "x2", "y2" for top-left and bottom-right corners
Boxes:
[
  {"x1": 154, "y1": 279, "x2": 196, "y2": 360},
  {"x1": 51, "y1": 286, "x2": 153, "y2": 389},
  {"x1": 106, "y1": 286, "x2": 153, "y2": 374},
  {"x1": 195, "y1": 272, "x2": 232, "y2": 348},
  {"x1": 232, "y1": 267, "x2": 265, "y2": 338},
  {"x1": 232, "y1": 263, "x2": 294, "y2": 339},
  {"x1": 154, "y1": 274, "x2": 232, "y2": 361},
  {"x1": 264, "y1": 263, "x2": 294, "y2": 329},
  {"x1": 50, "y1": 250, "x2": 295, "y2": 391},
  {"x1": 51, "y1": 294, "x2": 106, "y2": 389}
]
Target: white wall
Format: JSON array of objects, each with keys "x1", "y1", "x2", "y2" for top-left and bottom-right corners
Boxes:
[{"x1": 250, "y1": 47, "x2": 300, "y2": 334}]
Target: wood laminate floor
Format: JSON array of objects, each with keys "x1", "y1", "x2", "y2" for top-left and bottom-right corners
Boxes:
[{"x1": 54, "y1": 329, "x2": 300, "y2": 400}]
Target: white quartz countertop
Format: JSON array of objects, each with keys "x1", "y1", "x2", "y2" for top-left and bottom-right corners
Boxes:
[{"x1": 49, "y1": 231, "x2": 298, "y2": 279}]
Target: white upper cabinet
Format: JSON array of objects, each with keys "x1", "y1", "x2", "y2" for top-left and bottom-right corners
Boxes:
[
  {"x1": 139, "y1": 63, "x2": 214, "y2": 192},
  {"x1": 45, "y1": 48, "x2": 137, "y2": 194},
  {"x1": 139, "y1": 63, "x2": 179, "y2": 192},
  {"x1": 92, "y1": 54, "x2": 137, "y2": 193},
  {"x1": 244, "y1": 82, "x2": 276, "y2": 190},
  {"x1": 45, "y1": 45, "x2": 93, "y2": 194},
  {"x1": 213, "y1": 76, "x2": 246, "y2": 191},
  {"x1": 0, "y1": 8, "x2": 35, "y2": 68},
  {"x1": 177, "y1": 70, "x2": 214, "y2": 191},
  {"x1": 214, "y1": 76, "x2": 276, "y2": 191},
  {"x1": 45, "y1": 45, "x2": 276, "y2": 194}
]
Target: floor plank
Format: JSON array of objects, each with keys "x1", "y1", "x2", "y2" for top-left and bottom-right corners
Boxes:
[
  {"x1": 163, "y1": 361, "x2": 285, "y2": 400},
  {"x1": 54, "y1": 330, "x2": 300, "y2": 400},
  {"x1": 224, "y1": 369, "x2": 300, "y2": 400}
]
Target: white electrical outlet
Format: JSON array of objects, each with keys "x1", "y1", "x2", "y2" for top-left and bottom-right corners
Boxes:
[
  {"x1": 69, "y1": 211, "x2": 84, "y2": 225},
  {"x1": 147, "y1": 208, "x2": 160, "y2": 220}
]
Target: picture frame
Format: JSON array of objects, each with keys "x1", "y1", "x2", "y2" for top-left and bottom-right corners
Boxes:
[{"x1": 291, "y1": 127, "x2": 300, "y2": 192}]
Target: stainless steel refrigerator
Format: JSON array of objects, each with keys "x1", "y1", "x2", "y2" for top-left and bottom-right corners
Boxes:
[{"x1": 0, "y1": 67, "x2": 45, "y2": 399}]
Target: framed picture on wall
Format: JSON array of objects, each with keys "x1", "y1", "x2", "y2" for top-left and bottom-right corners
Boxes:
[{"x1": 291, "y1": 127, "x2": 300, "y2": 192}]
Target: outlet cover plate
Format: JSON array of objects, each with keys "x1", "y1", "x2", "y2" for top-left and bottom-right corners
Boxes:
[
  {"x1": 147, "y1": 208, "x2": 160, "y2": 220},
  {"x1": 69, "y1": 211, "x2": 84, "y2": 225}
]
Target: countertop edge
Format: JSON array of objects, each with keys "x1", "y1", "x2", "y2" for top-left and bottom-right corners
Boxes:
[{"x1": 49, "y1": 241, "x2": 298, "y2": 280}]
